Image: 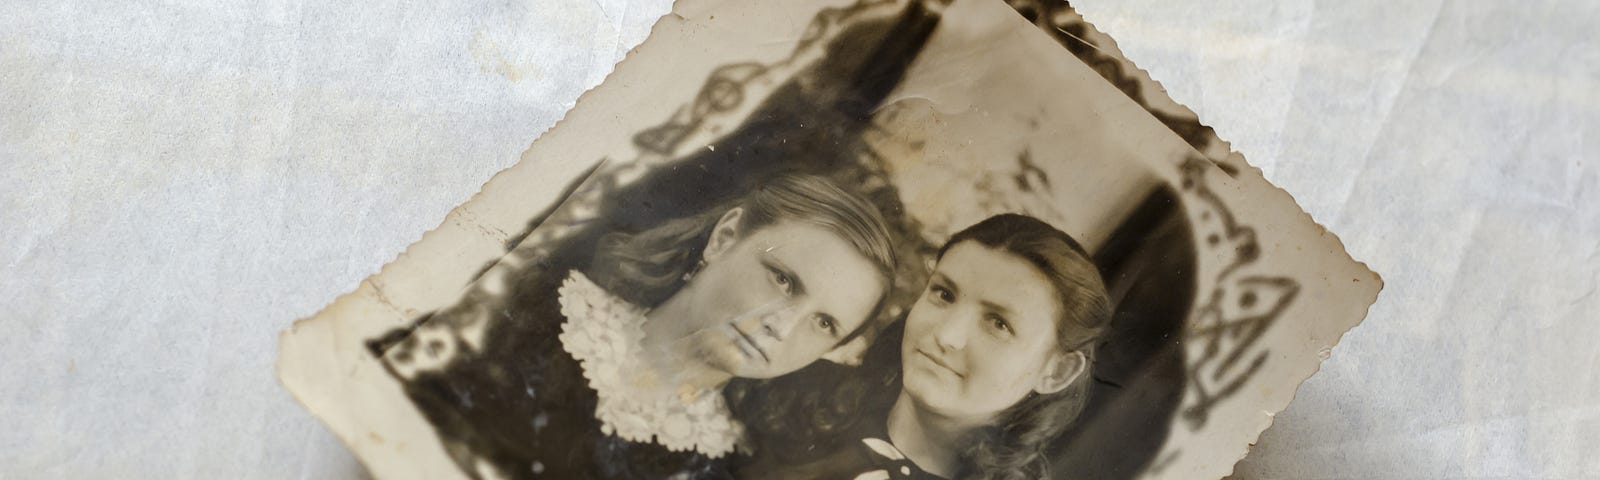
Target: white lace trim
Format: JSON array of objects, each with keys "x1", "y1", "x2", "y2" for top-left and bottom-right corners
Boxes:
[{"x1": 556, "y1": 270, "x2": 743, "y2": 458}]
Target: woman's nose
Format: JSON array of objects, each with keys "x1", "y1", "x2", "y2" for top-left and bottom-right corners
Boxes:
[
  {"x1": 932, "y1": 313, "x2": 969, "y2": 351},
  {"x1": 761, "y1": 307, "x2": 803, "y2": 340},
  {"x1": 743, "y1": 302, "x2": 800, "y2": 341}
]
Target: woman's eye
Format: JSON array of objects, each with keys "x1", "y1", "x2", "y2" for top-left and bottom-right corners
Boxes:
[
  {"x1": 816, "y1": 316, "x2": 836, "y2": 333},
  {"x1": 771, "y1": 269, "x2": 794, "y2": 295},
  {"x1": 987, "y1": 315, "x2": 1013, "y2": 335},
  {"x1": 929, "y1": 285, "x2": 954, "y2": 303}
]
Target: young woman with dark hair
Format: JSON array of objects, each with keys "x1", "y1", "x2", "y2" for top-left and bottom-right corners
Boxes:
[{"x1": 739, "y1": 213, "x2": 1111, "y2": 480}]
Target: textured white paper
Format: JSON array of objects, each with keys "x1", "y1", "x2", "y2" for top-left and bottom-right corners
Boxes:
[{"x1": 1, "y1": 0, "x2": 1595, "y2": 478}]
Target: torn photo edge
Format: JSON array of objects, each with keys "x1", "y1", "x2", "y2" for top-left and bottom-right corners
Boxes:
[{"x1": 276, "y1": 1, "x2": 1383, "y2": 479}]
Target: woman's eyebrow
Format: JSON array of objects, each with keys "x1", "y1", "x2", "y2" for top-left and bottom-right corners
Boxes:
[
  {"x1": 978, "y1": 299, "x2": 1014, "y2": 317},
  {"x1": 762, "y1": 253, "x2": 808, "y2": 295},
  {"x1": 930, "y1": 272, "x2": 959, "y2": 295}
]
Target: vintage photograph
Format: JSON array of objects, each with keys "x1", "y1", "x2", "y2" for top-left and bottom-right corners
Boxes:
[{"x1": 278, "y1": 0, "x2": 1381, "y2": 479}]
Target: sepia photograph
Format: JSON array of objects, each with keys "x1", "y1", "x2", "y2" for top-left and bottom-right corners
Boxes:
[
  {"x1": 277, "y1": 0, "x2": 1380, "y2": 478},
  {"x1": 14, "y1": 0, "x2": 1600, "y2": 477}
]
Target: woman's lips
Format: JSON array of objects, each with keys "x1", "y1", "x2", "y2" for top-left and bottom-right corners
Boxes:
[
  {"x1": 917, "y1": 349, "x2": 963, "y2": 377},
  {"x1": 731, "y1": 325, "x2": 770, "y2": 363}
]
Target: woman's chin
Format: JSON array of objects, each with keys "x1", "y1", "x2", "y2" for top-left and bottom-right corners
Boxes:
[
  {"x1": 698, "y1": 344, "x2": 759, "y2": 378},
  {"x1": 723, "y1": 358, "x2": 786, "y2": 380},
  {"x1": 901, "y1": 368, "x2": 950, "y2": 404}
]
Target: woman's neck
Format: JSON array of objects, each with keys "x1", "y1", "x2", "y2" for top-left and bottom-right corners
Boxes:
[
  {"x1": 639, "y1": 289, "x2": 733, "y2": 393},
  {"x1": 886, "y1": 390, "x2": 983, "y2": 478}
]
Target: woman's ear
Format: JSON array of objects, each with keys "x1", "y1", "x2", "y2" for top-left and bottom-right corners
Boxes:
[
  {"x1": 1034, "y1": 350, "x2": 1087, "y2": 395},
  {"x1": 702, "y1": 207, "x2": 745, "y2": 262}
]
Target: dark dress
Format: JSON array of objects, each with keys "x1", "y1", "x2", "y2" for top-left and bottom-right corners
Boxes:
[
  {"x1": 372, "y1": 267, "x2": 734, "y2": 480},
  {"x1": 739, "y1": 419, "x2": 943, "y2": 480}
]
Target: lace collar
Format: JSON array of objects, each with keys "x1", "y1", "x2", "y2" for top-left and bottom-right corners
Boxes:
[{"x1": 556, "y1": 270, "x2": 743, "y2": 458}]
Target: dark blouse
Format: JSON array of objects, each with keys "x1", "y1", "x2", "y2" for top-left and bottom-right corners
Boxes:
[
  {"x1": 736, "y1": 415, "x2": 942, "y2": 480},
  {"x1": 374, "y1": 267, "x2": 733, "y2": 480}
]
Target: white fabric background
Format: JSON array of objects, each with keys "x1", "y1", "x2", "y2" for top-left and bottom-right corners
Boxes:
[{"x1": 1, "y1": 0, "x2": 1594, "y2": 478}]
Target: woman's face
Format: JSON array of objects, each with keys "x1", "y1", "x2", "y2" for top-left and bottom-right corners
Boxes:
[
  {"x1": 677, "y1": 209, "x2": 886, "y2": 379},
  {"x1": 900, "y1": 241, "x2": 1069, "y2": 423}
]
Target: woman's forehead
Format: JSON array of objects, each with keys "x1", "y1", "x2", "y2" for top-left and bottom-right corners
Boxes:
[
  {"x1": 936, "y1": 243, "x2": 1062, "y2": 321},
  {"x1": 751, "y1": 226, "x2": 877, "y2": 280},
  {"x1": 748, "y1": 221, "x2": 860, "y2": 253}
]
